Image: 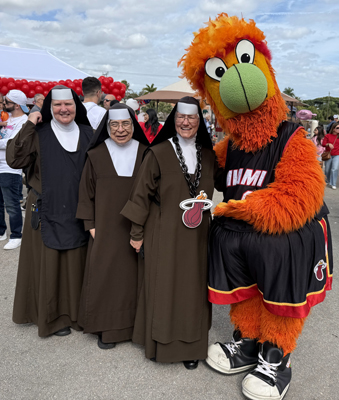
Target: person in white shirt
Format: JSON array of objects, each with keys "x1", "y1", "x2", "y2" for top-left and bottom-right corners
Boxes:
[
  {"x1": 82, "y1": 77, "x2": 106, "y2": 131},
  {"x1": 0, "y1": 89, "x2": 28, "y2": 250}
]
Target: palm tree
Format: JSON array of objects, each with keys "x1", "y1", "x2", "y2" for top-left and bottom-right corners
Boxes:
[
  {"x1": 283, "y1": 87, "x2": 295, "y2": 98},
  {"x1": 142, "y1": 83, "x2": 157, "y2": 94}
]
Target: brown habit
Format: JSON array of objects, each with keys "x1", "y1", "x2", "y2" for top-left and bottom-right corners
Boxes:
[
  {"x1": 121, "y1": 140, "x2": 215, "y2": 363},
  {"x1": 76, "y1": 141, "x2": 146, "y2": 343},
  {"x1": 6, "y1": 121, "x2": 87, "y2": 337}
]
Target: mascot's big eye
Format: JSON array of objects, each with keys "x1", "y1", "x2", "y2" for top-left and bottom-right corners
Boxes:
[
  {"x1": 235, "y1": 40, "x2": 255, "y2": 64},
  {"x1": 205, "y1": 58, "x2": 228, "y2": 81}
]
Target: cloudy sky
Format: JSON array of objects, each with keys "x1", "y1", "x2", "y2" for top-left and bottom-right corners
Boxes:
[{"x1": 0, "y1": 0, "x2": 338, "y2": 99}]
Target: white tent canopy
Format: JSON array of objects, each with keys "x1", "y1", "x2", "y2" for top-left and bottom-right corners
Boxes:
[
  {"x1": 136, "y1": 78, "x2": 198, "y2": 103},
  {"x1": 159, "y1": 79, "x2": 195, "y2": 93},
  {"x1": 0, "y1": 45, "x2": 88, "y2": 82}
]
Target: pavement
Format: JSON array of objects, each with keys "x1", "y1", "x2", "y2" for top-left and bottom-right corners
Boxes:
[{"x1": 0, "y1": 186, "x2": 338, "y2": 400}]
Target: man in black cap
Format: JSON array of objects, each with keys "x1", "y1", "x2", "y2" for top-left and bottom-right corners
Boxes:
[
  {"x1": 76, "y1": 104, "x2": 149, "y2": 350},
  {"x1": 7, "y1": 85, "x2": 92, "y2": 338},
  {"x1": 121, "y1": 96, "x2": 218, "y2": 369}
]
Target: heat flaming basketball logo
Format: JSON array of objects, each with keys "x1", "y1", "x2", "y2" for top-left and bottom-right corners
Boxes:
[
  {"x1": 314, "y1": 260, "x2": 327, "y2": 281},
  {"x1": 179, "y1": 191, "x2": 213, "y2": 229}
]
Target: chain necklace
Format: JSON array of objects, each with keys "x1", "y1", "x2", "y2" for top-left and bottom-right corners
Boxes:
[{"x1": 172, "y1": 135, "x2": 202, "y2": 198}]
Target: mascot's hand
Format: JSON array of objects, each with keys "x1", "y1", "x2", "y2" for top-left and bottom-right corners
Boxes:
[
  {"x1": 214, "y1": 199, "x2": 251, "y2": 223},
  {"x1": 214, "y1": 196, "x2": 285, "y2": 233}
]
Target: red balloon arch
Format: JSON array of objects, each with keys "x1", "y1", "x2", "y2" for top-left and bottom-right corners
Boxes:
[{"x1": 0, "y1": 75, "x2": 126, "y2": 102}]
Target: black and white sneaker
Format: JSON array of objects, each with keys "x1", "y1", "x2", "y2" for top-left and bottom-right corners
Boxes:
[
  {"x1": 242, "y1": 342, "x2": 291, "y2": 400},
  {"x1": 206, "y1": 330, "x2": 259, "y2": 374}
]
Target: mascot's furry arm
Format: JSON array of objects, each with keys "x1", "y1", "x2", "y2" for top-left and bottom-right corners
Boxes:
[{"x1": 214, "y1": 129, "x2": 325, "y2": 234}]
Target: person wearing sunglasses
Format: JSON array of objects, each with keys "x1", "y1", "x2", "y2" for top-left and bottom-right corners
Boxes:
[{"x1": 103, "y1": 94, "x2": 116, "y2": 110}]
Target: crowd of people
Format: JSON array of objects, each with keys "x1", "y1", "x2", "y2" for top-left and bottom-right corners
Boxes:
[{"x1": 0, "y1": 78, "x2": 337, "y2": 378}]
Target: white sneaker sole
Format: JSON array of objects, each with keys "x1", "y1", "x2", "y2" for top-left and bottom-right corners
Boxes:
[
  {"x1": 242, "y1": 383, "x2": 290, "y2": 400},
  {"x1": 206, "y1": 355, "x2": 256, "y2": 375}
]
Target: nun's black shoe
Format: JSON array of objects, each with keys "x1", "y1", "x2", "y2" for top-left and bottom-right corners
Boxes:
[
  {"x1": 53, "y1": 327, "x2": 71, "y2": 336},
  {"x1": 97, "y1": 334, "x2": 116, "y2": 350},
  {"x1": 183, "y1": 360, "x2": 199, "y2": 370}
]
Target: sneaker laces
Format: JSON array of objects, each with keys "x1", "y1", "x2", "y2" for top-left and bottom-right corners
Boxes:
[
  {"x1": 224, "y1": 337, "x2": 242, "y2": 356},
  {"x1": 254, "y1": 352, "x2": 281, "y2": 381}
]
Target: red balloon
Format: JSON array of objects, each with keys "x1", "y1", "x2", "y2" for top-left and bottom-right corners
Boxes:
[
  {"x1": 41, "y1": 82, "x2": 48, "y2": 89},
  {"x1": 119, "y1": 88, "x2": 125, "y2": 96},
  {"x1": 99, "y1": 76, "x2": 105, "y2": 82},
  {"x1": 15, "y1": 80, "x2": 22, "y2": 88},
  {"x1": 114, "y1": 82, "x2": 122, "y2": 90},
  {"x1": 74, "y1": 86, "x2": 82, "y2": 95},
  {"x1": 34, "y1": 80, "x2": 40, "y2": 85},
  {"x1": 109, "y1": 83, "x2": 115, "y2": 91},
  {"x1": 116, "y1": 95, "x2": 122, "y2": 101},
  {"x1": 7, "y1": 77, "x2": 14, "y2": 83},
  {"x1": 101, "y1": 85, "x2": 108, "y2": 94},
  {"x1": 35, "y1": 85, "x2": 43, "y2": 94},
  {"x1": 0, "y1": 86, "x2": 9, "y2": 95},
  {"x1": 120, "y1": 83, "x2": 126, "y2": 90},
  {"x1": 59, "y1": 80, "x2": 66, "y2": 86},
  {"x1": 67, "y1": 82, "x2": 75, "y2": 90},
  {"x1": 28, "y1": 81, "x2": 35, "y2": 88},
  {"x1": 43, "y1": 90, "x2": 49, "y2": 97},
  {"x1": 7, "y1": 82, "x2": 16, "y2": 90},
  {"x1": 107, "y1": 77, "x2": 113, "y2": 84},
  {"x1": 102, "y1": 77, "x2": 109, "y2": 86},
  {"x1": 112, "y1": 88, "x2": 120, "y2": 96},
  {"x1": 2, "y1": 78, "x2": 9, "y2": 85},
  {"x1": 28, "y1": 89, "x2": 36, "y2": 98},
  {"x1": 21, "y1": 84, "x2": 29, "y2": 95},
  {"x1": 21, "y1": 79, "x2": 28, "y2": 84}
]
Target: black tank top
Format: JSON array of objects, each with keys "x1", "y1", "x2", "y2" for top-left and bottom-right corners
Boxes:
[{"x1": 219, "y1": 121, "x2": 327, "y2": 231}]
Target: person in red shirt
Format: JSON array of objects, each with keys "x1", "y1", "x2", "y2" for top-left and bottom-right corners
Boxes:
[
  {"x1": 322, "y1": 122, "x2": 339, "y2": 189},
  {"x1": 139, "y1": 108, "x2": 162, "y2": 144}
]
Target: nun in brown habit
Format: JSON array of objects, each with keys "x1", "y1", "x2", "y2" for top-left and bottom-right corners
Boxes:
[
  {"x1": 76, "y1": 104, "x2": 149, "y2": 349},
  {"x1": 121, "y1": 97, "x2": 217, "y2": 369},
  {"x1": 6, "y1": 86, "x2": 92, "y2": 337}
]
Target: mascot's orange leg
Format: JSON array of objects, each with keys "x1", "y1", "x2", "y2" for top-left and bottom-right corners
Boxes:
[
  {"x1": 230, "y1": 293, "x2": 262, "y2": 339},
  {"x1": 230, "y1": 292, "x2": 306, "y2": 355},
  {"x1": 259, "y1": 305, "x2": 306, "y2": 355}
]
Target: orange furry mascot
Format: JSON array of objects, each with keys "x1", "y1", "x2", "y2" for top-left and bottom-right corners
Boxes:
[{"x1": 180, "y1": 14, "x2": 333, "y2": 400}]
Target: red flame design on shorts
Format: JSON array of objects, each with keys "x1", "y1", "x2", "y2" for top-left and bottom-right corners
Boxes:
[
  {"x1": 183, "y1": 202, "x2": 205, "y2": 228},
  {"x1": 314, "y1": 261, "x2": 326, "y2": 281}
]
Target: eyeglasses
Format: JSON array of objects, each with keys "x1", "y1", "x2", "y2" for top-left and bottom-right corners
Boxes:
[
  {"x1": 104, "y1": 99, "x2": 110, "y2": 102},
  {"x1": 176, "y1": 114, "x2": 199, "y2": 123},
  {"x1": 4, "y1": 99, "x2": 15, "y2": 105},
  {"x1": 110, "y1": 121, "x2": 132, "y2": 129}
]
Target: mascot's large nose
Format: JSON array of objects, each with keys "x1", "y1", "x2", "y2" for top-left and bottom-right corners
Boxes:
[{"x1": 219, "y1": 64, "x2": 267, "y2": 113}]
